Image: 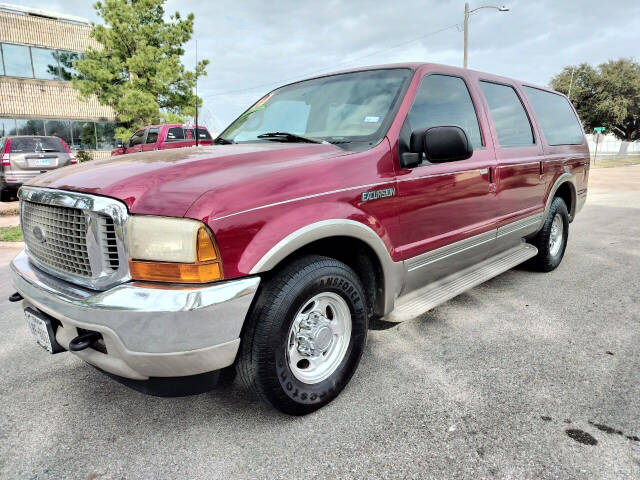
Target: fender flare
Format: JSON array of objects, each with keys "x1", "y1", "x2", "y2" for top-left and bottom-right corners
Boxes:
[
  {"x1": 249, "y1": 219, "x2": 404, "y2": 315},
  {"x1": 542, "y1": 173, "x2": 577, "y2": 223}
]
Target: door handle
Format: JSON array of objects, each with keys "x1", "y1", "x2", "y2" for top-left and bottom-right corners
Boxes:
[{"x1": 488, "y1": 166, "x2": 497, "y2": 193}]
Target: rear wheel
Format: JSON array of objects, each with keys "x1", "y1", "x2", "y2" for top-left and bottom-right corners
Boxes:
[
  {"x1": 237, "y1": 255, "x2": 368, "y2": 415},
  {"x1": 528, "y1": 196, "x2": 569, "y2": 271}
]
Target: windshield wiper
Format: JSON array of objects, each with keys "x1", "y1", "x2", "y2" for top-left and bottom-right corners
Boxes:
[
  {"x1": 213, "y1": 137, "x2": 234, "y2": 145},
  {"x1": 256, "y1": 132, "x2": 323, "y2": 144}
]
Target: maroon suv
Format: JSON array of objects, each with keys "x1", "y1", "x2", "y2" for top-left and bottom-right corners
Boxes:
[{"x1": 11, "y1": 63, "x2": 589, "y2": 414}]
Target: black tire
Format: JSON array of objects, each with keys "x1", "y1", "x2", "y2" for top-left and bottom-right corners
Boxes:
[
  {"x1": 528, "y1": 197, "x2": 569, "y2": 272},
  {"x1": 237, "y1": 255, "x2": 368, "y2": 415}
]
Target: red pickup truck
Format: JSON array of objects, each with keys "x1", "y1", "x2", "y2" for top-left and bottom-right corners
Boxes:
[
  {"x1": 110, "y1": 124, "x2": 213, "y2": 156},
  {"x1": 11, "y1": 63, "x2": 589, "y2": 415}
]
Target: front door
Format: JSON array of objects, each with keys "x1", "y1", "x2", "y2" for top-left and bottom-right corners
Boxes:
[
  {"x1": 125, "y1": 129, "x2": 146, "y2": 154},
  {"x1": 395, "y1": 73, "x2": 498, "y2": 292},
  {"x1": 141, "y1": 127, "x2": 159, "y2": 153}
]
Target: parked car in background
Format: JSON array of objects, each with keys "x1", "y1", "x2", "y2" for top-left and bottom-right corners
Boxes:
[
  {"x1": 111, "y1": 124, "x2": 213, "y2": 156},
  {"x1": 10, "y1": 63, "x2": 589, "y2": 414},
  {"x1": 0, "y1": 136, "x2": 76, "y2": 201}
]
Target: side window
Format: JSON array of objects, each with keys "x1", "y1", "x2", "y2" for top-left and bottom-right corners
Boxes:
[
  {"x1": 407, "y1": 74, "x2": 483, "y2": 149},
  {"x1": 184, "y1": 128, "x2": 195, "y2": 140},
  {"x1": 129, "y1": 130, "x2": 145, "y2": 146},
  {"x1": 523, "y1": 86, "x2": 584, "y2": 145},
  {"x1": 480, "y1": 81, "x2": 534, "y2": 147},
  {"x1": 145, "y1": 128, "x2": 159, "y2": 144},
  {"x1": 196, "y1": 128, "x2": 212, "y2": 140},
  {"x1": 165, "y1": 127, "x2": 185, "y2": 141}
]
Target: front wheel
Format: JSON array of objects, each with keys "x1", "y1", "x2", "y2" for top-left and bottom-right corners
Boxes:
[
  {"x1": 528, "y1": 196, "x2": 569, "y2": 272},
  {"x1": 237, "y1": 255, "x2": 368, "y2": 415}
]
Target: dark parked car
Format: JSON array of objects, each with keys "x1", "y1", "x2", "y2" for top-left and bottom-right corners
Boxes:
[{"x1": 1, "y1": 135, "x2": 76, "y2": 201}]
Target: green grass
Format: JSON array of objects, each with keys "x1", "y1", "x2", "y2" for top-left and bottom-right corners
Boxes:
[
  {"x1": 0, "y1": 226, "x2": 22, "y2": 242},
  {"x1": 591, "y1": 155, "x2": 640, "y2": 169}
]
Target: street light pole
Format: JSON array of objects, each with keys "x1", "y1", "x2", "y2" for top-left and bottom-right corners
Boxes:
[{"x1": 463, "y1": 3, "x2": 509, "y2": 69}]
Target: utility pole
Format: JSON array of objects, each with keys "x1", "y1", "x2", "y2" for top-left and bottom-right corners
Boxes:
[
  {"x1": 195, "y1": 39, "x2": 199, "y2": 147},
  {"x1": 567, "y1": 66, "x2": 576, "y2": 101},
  {"x1": 463, "y1": 3, "x2": 509, "y2": 69},
  {"x1": 464, "y1": 3, "x2": 469, "y2": 69}
]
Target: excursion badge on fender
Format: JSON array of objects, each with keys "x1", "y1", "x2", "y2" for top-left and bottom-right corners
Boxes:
[{"x1": 361, "y1": 187, "x2": 396, "y2": 203}]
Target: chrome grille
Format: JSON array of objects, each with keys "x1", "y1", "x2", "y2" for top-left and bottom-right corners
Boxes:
[
  {"x1": 21, "y1": 201, "x2": 92, "y2": 277},
  {"x1": 18, "y1": 186, "x2": 130, "y2": 290}
]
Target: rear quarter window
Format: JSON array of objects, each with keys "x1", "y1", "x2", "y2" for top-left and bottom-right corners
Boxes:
[
  {"x1": 10, "y1": 137, "x2": 64, "y2": 153},
  {"x1": 523, "y1": 86, "x2": 584, "y2": 145},
  {"x1": 196, "y1": 128, "x2": 212, "y2": 140}
]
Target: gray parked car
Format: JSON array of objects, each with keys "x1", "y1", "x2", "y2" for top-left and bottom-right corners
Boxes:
[{"x1": 1, "y1": 136, "x2": 76, "y2": 202}]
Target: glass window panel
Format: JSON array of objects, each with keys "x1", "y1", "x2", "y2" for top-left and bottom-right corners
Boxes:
[
  {"x1": 196, "y1": 127, "x2": 212, "y2": 140},
  {"x1": 10, "y1": 136, "x2": 65, "y2": 153},
  {"x1": 96, "y1": 122, "x2": 116, "y2": 150},
  {"x1": 31, "y1": 47, "x2": 59, "y2": 80},
  {"x1": 70, "y1": 121, "x2": 96, "y2": 150},
  {"x1": 165, "y1": 126, "x2": 184, "y2": 141},
  {"x1": 523, "y1": 87, "x2": 584, "y2": 146},
  {"x1": 0, "y1": 118, "x2": 16, "y2": 136},
  {"x1": 145, "y1": 128, "x2": 159, "y2": 144},
  {"x1": 44, "y1": 120, "x2": 72, "y2": 145},
  {"x1": 16, "y1": 119, "x2": 45, "y2": 135},
  {"x1": 0, "y1": 47, "x2": 4, "y2": 75},
  {"x1": 58, "y1": 51, "x2": 81, "y2": 80},
  {"x1": 480, "y1": 81, "x2": 534, "y2": 147},
  {"x1": 129, "y1": 130, "x2": 145, "y2": 146},
  {"x1": 2, "y1": 43, "x2": 33, "y2": 78},
  {"x1": 407, "y1": 74, "x2": 483, "y2": 148}
]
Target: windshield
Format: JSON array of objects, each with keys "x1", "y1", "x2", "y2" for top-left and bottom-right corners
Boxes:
[
  {"x1": 218, "y1": 69, "x2": 411, "y2": 149},
  {"x1": 10, "y1": 137, "x2": 65, "y2": 153}
]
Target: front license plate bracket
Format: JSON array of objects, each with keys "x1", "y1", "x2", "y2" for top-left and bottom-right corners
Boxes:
[{"x1": 24, "y1": 307, "x2": 65, "y2": 354}]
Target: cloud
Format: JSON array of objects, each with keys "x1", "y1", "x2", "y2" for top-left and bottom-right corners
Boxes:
[{"x1": 20, "y1": 0, "x2": 640, "y2": 130}]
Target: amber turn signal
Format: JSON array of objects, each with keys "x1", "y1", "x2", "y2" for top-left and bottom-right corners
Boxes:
[
  {"x1": 197, "y1": 227, "x2": 218, "y2": 262},
  {"x1": 129, "y1": 260, "x2": 223, "y2": 284}
]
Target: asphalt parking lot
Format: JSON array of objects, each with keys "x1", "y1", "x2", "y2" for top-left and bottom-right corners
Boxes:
[{"x1": 1, "y1": 166, "x2": 639, "y2": 479}]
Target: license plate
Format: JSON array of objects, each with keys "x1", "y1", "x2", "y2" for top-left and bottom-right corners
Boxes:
[
  {"x1": 32, "y1": 158, "x2": 52, "y2": 166},
  {"x1": 25, "y1": 309, "x2": 55, "y2": 353}
]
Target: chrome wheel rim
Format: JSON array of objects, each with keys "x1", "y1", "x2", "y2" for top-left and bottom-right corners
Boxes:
[
  {"x1": 287, "y1": 292, "x2": 352, "y2": 384},
  {"x1": 549, "y1": 213, "x2": 564, "y2": 256}
]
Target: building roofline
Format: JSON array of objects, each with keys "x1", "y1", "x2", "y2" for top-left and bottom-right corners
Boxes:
[{"x1": 0, "y1": 3, "x2": 90, "y2": 25}]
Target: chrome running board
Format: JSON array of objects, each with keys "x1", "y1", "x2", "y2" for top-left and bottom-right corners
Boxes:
[{"x1": 385, "y1": 243, "x2": 538, "y2": 323}]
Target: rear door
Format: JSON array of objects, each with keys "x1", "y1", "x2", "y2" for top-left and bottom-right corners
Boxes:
[
  {"x1": 395, "y1": 72, "x2": 498, "y2": 291},
  {"x1": 125, "y1": 129, "x2": 147, "y2": 154},
  {"x1": 160, "y1": 126, "x2": 188, "y2": 150},
  {"x1": 141, "y1": 127, "x2": 159, "y2": 152},
  {"x1": 477, "y1": 80, "x2": 545, "y2": 250}
]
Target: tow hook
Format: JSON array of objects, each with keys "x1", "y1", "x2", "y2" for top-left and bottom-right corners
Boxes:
[
  {"x1": 8, "y1": 292, "x2": 23, "y2": 302},
  {"x1": 69, "y1": 331, "x2": 103, "y2": 352}
]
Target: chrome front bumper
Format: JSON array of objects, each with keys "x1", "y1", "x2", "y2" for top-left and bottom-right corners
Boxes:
[{"x1": 11, "y1": 250, "x2": 260, "y2": 380}]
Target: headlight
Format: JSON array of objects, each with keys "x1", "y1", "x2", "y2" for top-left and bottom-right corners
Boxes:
[{"x1": 125, "y1": 216, "x2": 223, "y2": 283}]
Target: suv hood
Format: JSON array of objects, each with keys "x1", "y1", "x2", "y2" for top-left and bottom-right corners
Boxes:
[{"x1": 27, "y1": 143, "x2": 346, "y2": 217}]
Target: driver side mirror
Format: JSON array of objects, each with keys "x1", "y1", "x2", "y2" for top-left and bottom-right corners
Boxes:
[
  {"x1": 115, "y1": 138, "x2": 124, "y2": 149},
  {"x1": 400, "y1": 126, "x2": 473, "y2": 169}
]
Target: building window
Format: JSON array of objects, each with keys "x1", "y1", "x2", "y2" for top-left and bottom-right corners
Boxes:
[
  {"x1": 16, "y1": 119, "x2": 45, "y2": 135},
  {"x1": 0, "y1": 43, "x2": 82, "y2": 80},
  {"x1": 0, "y1": 118, "x2": 16, "y2": 136},
  {"x1": 71, "y1": 121, "x2": 97, "y2": 150},
  {"x1": 58, "y1": 51, "x2": 81, "y2": 80},
  {"x1": 2, "y1": 43, "x2": 33, "y2": 78},
  {"x1": 31, "y1": 47, "x2": 60, "y2": 80},
  {"x1": 44, "y1": 120, "x2": 72, "y2": 145},
  {"x1": 96, "y1": 122, "x2": 116, "y2": 150}
]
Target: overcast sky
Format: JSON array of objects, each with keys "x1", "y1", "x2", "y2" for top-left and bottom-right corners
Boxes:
[{"x1": 22, "y1": 0, "x2": 640, "y2": 132}]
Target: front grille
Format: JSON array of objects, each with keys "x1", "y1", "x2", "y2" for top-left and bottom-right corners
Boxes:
[
  {"x1": 21, "y1": 201, "x2": 92, "y2": 277},
  {"x1": 98, "y1": 215, "x2": 120, "y2": 271}
]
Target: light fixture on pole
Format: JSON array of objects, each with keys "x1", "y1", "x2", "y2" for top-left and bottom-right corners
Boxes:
[{"x1": 463, "y1": 3, "x2": 509, "y2": 68}]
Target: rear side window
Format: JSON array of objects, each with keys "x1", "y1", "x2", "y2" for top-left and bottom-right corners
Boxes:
[
  {"x1": 480, "y1": 81, "x2": 534, "y2": 147},
  {"x1": 10, "y1": 137, "x2": 64, "y2": 153},
  {"x1": 407, "y1": 74, "x2": 483, "y2": 149},
  {"x1": 165, "y1": 127, "x2": 185, "y2": 141},
  {"x1": 184, "y1": 128, "x2": 195, "y2": 140},
  {"x1": 523, "y1": 87, "x2": 584, "y2": 145},
  {"x1": 145, "y1": 128, "x2": 159, "y2": 144},
  {"x1": 196, "y1": 128, "x2": 211, "y2": 140}
]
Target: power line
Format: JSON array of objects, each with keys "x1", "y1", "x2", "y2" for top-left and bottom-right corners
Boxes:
[{"x1": 202, "y1": 21, "x2": 460, "y2": 99}]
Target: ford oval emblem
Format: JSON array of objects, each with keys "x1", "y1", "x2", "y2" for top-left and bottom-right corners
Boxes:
[{"x1": 33, "y1": 226, "x2": 46, "y2": 243}]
